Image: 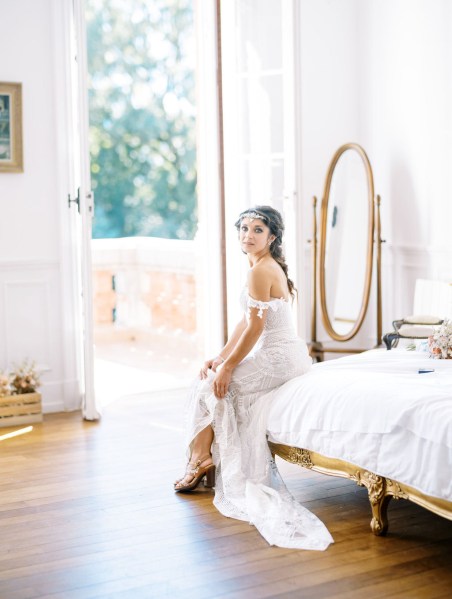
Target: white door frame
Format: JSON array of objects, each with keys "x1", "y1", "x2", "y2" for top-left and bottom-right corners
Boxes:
[
  {"x1": 73, "y1": 0, "x2": 99, "y2": 420},
  {"x1": 53, "y1": 0, "x2": 99, "y2": 419},
  {"x1": 74, "y1": 0, "x2": 100, "y2": 420}
]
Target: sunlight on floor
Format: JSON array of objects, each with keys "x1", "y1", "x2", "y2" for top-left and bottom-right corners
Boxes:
[
  {"x1": 94, "y1": 338, "x2": 201, "y2": 408},
  {"x1": 0, "y1": 425, "x2": 33, "y2": 442}
]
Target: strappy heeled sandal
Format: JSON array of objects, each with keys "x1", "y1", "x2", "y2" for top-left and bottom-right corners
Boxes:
[
  {"x1": 173, "y1": 454, "x2": 212, "y2": 486},
  {"x1": 174, "y1": 455, "x2": 216, "y2": 492}
]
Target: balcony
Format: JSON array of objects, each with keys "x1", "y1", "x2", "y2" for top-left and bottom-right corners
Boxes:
[{"x1": 92, "y1": 237, "x2": 203, "y2": 404}]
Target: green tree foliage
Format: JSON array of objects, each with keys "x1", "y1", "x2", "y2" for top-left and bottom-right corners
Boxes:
[{"x1": 86, "y1": 0, "x2": 197, "y2": 239}]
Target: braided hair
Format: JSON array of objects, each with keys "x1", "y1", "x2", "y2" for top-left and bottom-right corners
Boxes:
[{"x1": 235, "y1": 205, "x2": 297, "y2": 298}]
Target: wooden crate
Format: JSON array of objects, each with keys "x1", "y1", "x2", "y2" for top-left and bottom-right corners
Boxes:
[{"x1": 0, "y1": 393, "x2": 42, "y2": 427}]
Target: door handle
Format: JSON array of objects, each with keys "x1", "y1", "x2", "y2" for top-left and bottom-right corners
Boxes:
[{"x1": 68, "y1": 187, "x2": 80, "y2": 213}]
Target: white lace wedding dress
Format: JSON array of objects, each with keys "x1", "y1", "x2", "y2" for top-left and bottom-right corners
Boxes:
[{"x1": 184, "y1": 288, "x2": 333, "y2": 550}]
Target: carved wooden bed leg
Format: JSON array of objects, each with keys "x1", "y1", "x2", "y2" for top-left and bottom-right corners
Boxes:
[
  {"x1": 358, "y1": 470, "x2": 391, "y2": 535},
  {"x1": 370, "y1": 494, "x2": 392, "y2": 535}
]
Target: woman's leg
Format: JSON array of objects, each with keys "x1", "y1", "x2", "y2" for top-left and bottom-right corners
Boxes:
[
  {"x1": 191, "y1": 424, "x2": 214, "y2": 459},
  {"x1": 174, "y1": 425, "x2": 214, "y2": 488}
]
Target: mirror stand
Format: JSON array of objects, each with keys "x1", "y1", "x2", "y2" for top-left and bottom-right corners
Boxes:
[{"x1": 309, "y1": 144, "x2": 383, "y2": 362}]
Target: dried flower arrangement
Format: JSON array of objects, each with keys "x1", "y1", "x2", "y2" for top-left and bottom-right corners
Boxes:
[
  {"x1": 0, "y1": 360, "x2": 42, "y2": 427},
  {"x1": 0, "y1": 372, "x2": 11, "y2": 397},
  {"x1": 428, "y1": 319, "x2": 452, "y2": 359},
  {"x1": 0, "y1": 360, "x2": 41, "y2": 396}
]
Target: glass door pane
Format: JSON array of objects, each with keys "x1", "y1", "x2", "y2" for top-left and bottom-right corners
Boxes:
[{"x1": 220, "y1": 0, "x2": 297, "y2": 330}]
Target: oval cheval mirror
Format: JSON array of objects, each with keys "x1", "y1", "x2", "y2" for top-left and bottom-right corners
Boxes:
[{"x1": 310, "y1": 143, "x2": 383, "y2": 362}]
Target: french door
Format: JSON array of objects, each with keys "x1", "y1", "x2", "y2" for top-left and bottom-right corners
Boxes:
[{"x1": 219, "y1": 0, "x2": 300, "y2": 331}]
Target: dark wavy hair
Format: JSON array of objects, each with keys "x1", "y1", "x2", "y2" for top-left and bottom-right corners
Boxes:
[{"x1": 235, "y1": 205, "x2": 296, "y2": 298}]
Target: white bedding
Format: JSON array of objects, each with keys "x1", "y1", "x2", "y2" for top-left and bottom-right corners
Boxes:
[{"x1": 267, "y1": 349, "x2": 452, "y2": 502}]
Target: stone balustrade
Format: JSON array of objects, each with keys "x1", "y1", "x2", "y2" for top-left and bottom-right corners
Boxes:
[{"x1": 92, "y1": 237, "x2": 198, "y2": 339}]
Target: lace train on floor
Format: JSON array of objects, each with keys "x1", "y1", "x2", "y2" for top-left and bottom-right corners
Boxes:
[{"x1": 184, "y1": 371, "x2": 333, "y2": 551}]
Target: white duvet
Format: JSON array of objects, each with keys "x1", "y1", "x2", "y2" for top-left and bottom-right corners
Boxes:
[{"x1": 267, "y1": 349, "x2": 452, "y2": 501}]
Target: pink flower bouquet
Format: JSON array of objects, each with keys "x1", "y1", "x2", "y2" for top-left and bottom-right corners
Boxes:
[{"x1": 428, "y1": 319, "x2": 452, "y2": 359}]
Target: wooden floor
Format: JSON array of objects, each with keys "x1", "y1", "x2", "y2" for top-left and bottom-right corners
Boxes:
[{"x1": 1, "y1": 389, "x2": 451, "y2": 599}]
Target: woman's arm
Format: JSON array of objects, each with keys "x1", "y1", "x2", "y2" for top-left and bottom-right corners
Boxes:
[
  {"x1": 219, "y1": 315, "x2": 248, "y2": 360},
  {"x1": 212, "y1": 268, "x2": 271, "y2": 398},
  {"x1": 199, "y1": 315, "x2": 247, "y2": 379}
]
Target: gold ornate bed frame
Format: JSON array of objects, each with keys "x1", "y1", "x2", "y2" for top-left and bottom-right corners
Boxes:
[{"x1": 269, "y1": 441, "x2": 452, "y2": 535}]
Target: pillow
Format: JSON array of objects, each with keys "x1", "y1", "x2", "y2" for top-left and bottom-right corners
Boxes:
[
  {"x1": 398, "y1": 324, "x2": 435, "y2": 338},
  {"x1": 404, "y1": 314, "x2": 442, "y2": 325}
]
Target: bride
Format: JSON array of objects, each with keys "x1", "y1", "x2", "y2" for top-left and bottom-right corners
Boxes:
[{"x1": 174, "y1": 205, "x2": 333, "y2": 550}]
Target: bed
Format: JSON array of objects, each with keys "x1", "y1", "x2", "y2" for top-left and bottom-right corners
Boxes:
[{"x1": 266, "y1": 348, "x2": 452, "y2": 535}]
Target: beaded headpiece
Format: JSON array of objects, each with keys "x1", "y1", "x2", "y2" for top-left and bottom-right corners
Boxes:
[{"x1": 240, "y1": 210, "x2": 267, "y2": 223}]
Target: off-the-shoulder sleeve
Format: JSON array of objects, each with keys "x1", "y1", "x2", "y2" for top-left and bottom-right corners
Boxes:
[{"x1": 247, "y1": 297, "x2": 272, "y2": 319}]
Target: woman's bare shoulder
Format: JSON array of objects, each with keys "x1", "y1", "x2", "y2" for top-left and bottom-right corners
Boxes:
[
  {"x1": 250, "y1": 259, "x2": 289, "y2": 300},
  {"x1": 247, "y1": 261, "x2": 274, "y2": 301}
]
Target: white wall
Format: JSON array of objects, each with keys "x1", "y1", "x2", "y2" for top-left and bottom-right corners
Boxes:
[
  {"x1": 361, "y1": 0, "x2": 452, "y2": 323},
  {"x1": 298, "y1": 0, "x2": 361, "y2": 241},
  {"x1": 297, "y1": 0, "x2": 371, "y2": 347},
  {"x1": 0, "y1": 0, "x2": 80, "y2": 411},
  {"x1": 297, "y1": 0, "x2": 452, "y2": 348}
]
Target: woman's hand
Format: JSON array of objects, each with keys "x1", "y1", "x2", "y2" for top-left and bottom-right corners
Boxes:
[
  {"x1": 199, "y1": 355, "x2": 225, "y2": 380},
  {"x1": 212, "y1": 365, "x2": 232, "y2": 400}
]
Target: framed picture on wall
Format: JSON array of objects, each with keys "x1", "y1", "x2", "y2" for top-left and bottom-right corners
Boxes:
[{"x1": 0, "y1": 82, "x2": 23, "y2": 173}]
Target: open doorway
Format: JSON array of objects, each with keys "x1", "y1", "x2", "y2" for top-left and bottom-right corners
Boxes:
[{"x1": 85, "y1": 0, "x2": 203, "y2": 407}]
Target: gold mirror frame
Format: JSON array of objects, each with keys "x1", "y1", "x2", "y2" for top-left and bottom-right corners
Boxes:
[
  {"x1": 319, "y1": 143, "x2": 375, "y2": 341},
  {"x1": 311, "y1": 143, "x2": 382, "y2": 359}
]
